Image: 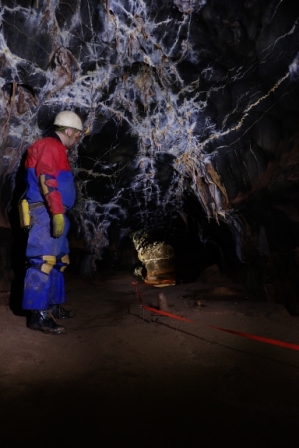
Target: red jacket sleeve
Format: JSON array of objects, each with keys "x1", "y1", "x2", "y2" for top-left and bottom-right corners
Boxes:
[{"x1": 34, "y1": 138, "x2": 65, "y2": 215}]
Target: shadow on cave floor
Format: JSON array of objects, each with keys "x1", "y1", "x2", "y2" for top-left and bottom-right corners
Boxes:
[{"x1": 1, "y1": 268, "x2": 299, "y2": 447}]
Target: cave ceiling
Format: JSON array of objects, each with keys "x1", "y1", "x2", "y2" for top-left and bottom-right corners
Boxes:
[{"x1": 1, "y1": 0, "x2": 299, "y2": 265}]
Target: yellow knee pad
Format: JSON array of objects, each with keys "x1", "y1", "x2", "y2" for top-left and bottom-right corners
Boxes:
[
  {"x1": 41, "y1": 255, "x2": 56, "y2": 274},
  {"x1": 60, "y1": 254, "x2": 70, "y2": 272}
]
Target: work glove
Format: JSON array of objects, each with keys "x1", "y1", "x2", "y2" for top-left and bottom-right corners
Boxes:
[{"x1": 52, "y1": 214, "x2": 65, "y2": 238}]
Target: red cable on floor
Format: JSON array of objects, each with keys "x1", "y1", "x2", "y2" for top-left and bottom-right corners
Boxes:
[
  {"x1": 142, "y1": 304, "x2": 195, "y2": 323},
  {"x1": 132, "y1": 282, "x2": 194, "y2": 322},
  {"x1": 132, "y1": 281, "x2": 299, "y2": 351},
  {"x1": 208, "y1": 325, "x2": 299, "y2": 351}
]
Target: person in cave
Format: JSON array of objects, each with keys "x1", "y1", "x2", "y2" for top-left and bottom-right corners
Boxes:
[{"x1": 21, "y1": 111, "x2": 83, "y2": 335}]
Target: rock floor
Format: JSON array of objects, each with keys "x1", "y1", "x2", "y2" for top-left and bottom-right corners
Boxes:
[{"x1": 1, "y1": 269, "x2": 299, "y2": 447}]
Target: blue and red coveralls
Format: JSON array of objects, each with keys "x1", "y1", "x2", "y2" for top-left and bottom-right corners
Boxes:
[{"x1": 22, "y1": 133, "x2": 76, "y2": 310}]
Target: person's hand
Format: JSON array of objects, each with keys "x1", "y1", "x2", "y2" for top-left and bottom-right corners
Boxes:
[{"x1": 52, "y1": 214, "x2": 65, "y2": 238}]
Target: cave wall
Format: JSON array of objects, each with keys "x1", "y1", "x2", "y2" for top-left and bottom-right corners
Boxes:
[{"x1": 0, "y1": 0, "x2": 299, "y2": 307}]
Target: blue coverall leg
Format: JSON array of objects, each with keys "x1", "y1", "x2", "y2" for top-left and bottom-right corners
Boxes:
[{"x1": 22, "y1": 207, "x2": 70, "y2": 310}]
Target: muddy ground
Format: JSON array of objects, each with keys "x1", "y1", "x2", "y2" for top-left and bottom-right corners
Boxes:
[{"x1": 1, "y1": 268, "x2": 299, "y2": 447}]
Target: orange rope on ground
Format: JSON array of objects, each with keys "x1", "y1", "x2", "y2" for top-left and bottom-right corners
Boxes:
[
  {"x1": 132, "y1": 281, "x2": 299, "y2": 352},
  {"x1": 132, "y1": 281, "x2": 195, "y2": 322},
  {"x1": 142, "y1": 304, "x2": 195, "y2": 323},
  {"x1": 208, "y1": 325, "x2": 299, "y2": 351}
]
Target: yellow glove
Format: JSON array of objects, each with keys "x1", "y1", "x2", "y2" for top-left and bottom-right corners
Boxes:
[{"x1": 52, "y1": 214, "x2": 65, "y2": 238}]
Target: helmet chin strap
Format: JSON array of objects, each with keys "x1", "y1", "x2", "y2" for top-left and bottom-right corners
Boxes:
[
  {"x1": 57, "y1": 126, "x2": 79, "y2": 139},
  {"x1": 63, "y1": 129, "x2": 77, "y2": 140},
  {"x1": 68, "y1": 129, "x2": 79, "y2": 139}
]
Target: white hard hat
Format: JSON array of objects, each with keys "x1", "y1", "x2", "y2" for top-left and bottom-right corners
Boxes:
[{"x1": 54, "y1": 111, "x2": 83, "y2": 131}]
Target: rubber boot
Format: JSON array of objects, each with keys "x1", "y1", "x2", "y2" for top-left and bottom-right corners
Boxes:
[
  {"x1": 28, "y1": 310, "x2": 66, "y2": 335},
  {"x1": 49, "y1": 304, "x2": 75, "y2": 319}
]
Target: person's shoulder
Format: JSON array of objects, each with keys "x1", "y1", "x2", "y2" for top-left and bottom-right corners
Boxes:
[
  {"x1": 41, "y1": 136, "x2": 63, "y2": 145},
  {"x1": 33, "y1": 136, "x2": 64, "y2": 151}
]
